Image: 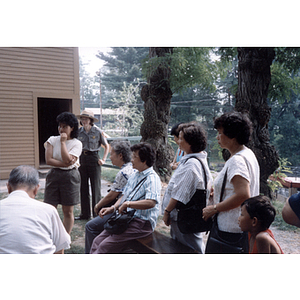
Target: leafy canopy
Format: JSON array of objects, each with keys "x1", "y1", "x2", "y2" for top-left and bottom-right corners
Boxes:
[{"x1": 142, "y1": 47, "x2": 217, "y2": 94}]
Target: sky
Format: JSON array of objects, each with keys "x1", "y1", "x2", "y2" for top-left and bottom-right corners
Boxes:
[{"x1": 79, "y1": 47, "x2": 111, "y2": 76}]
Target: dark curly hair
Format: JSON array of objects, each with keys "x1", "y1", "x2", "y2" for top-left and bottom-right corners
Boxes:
[
  {"x1": 241, "y1": 195, "x2": 276, "y2": 231},
  {"x1": 131, "y1": 142, "x2": 156, "y2": 167},
  {"x1": 178, "y1": 121, "x2": 207, "y2": 153},
  {"x1": 56, "y1": 112, "x2": 79, "y2": 139},
  {"x1": 214, "y1": 111, "x2": 252, "y2": 145}
]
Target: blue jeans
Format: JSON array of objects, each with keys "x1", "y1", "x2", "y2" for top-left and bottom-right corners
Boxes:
[{"x1": 85, "y1": 213, "x2": 113, "y2": 254}]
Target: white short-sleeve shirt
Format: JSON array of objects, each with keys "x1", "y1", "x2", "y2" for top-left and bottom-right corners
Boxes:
[
  {"x1": 214, "y1": 147, "x2": 260, "y2": 233},
  {"x1": 46, "y1": 136, "x2": 82, "y2": 169}
]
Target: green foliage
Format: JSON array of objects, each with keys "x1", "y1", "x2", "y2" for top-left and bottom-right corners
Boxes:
[
  {"x1": 79, "y1": 57, "x2": 99, "y2": 108},
  {"x1": 275, "y1": 47, "x2": 300, "y2": 74},
  {"x1": 268, "y1": 62, "x2": 300, "y2": 102},
  {"x1": 104, "y1": 81, "x2": 144, "y2": 136},
  {"x1": 269, "y1": 95, "x2": 300, "y2": 164},
  {"x1": 215, "y1": 47, "x2": 238, "y2": 62},
  {"x1": 142, "y1": 47, "x2": 217, "y2": 94},
  {"x1": 267, "y1": 157, "x2": 292, "y2": 194},
  {"x1": 96, "y1": 47, "x2": 148, "y2": 105}
]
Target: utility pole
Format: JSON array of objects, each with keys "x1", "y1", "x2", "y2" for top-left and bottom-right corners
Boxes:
[{"x1": 96, "y1": 70, "x2": 103, "y2": 129}]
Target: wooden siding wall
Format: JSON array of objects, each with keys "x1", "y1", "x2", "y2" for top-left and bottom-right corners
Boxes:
[{"x1": 0, "y1": 47, "x2": 80, "y2": 179}]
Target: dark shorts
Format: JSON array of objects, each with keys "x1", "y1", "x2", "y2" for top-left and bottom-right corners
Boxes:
[
  {"x1": 44, "y1": 168, "x2": 81, "y2": 206},
  {"x1": 289, "y1": 193, "x2": 300, "y2": 219}
]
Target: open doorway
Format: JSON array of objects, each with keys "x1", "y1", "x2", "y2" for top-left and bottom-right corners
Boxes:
[{"x1": 38, "y1": 98, "x2": 72, "y2": 166}]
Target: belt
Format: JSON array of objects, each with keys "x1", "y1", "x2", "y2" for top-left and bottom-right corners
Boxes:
[{"x1": 82, "y1": 150, "x2": 98, "y2": 155}]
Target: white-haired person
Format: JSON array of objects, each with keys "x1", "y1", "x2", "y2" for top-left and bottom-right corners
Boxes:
[{"x1": 85, "y1": 140, "x2": 135, "y2": 253}]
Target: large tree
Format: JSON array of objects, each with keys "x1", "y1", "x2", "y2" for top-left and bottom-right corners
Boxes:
[
  {"x1": 140, "y1": 47, "x2": 174, "y2": 181},
  {"x1": 141, "y1": 47, "x2": 217, "y2": 181},
  {"x1": 219, "y1": 47, "x2": 300, "y2": 196},
  {"x1": 235, "y1": 47, "x2": 278, "y2": 196}
]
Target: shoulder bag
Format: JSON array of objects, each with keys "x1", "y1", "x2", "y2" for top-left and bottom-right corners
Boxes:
[
  {"x1": 104, "y1": 177, "x2": 147, "y2": 235},
  {"x1": 176, "y1": 156, "x2": 212, "y2": 234}
]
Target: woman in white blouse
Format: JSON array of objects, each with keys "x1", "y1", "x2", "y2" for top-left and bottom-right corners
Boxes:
[
  {"x1": 44, "y1": 112, "x2": 82, "y2": 235},
  {"x1": 203, "y1": 111, "x2": 260, "y2": 253}
]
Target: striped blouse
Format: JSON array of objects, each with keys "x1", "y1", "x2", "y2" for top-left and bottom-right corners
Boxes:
[{"x1": 122, "y1": 166, "x2": 161, "y2": 230}]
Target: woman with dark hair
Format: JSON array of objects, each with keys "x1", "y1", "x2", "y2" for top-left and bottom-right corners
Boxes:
[
  {"x1": 44, "y1": 112, "x2": 82, "y2": 235},
  {"x1": 170, "y1": 122, "x2": 185, "y2": 170},
  {"x1": 162, "y1": 122, "x2": 213, "y2": 253},
  {"x1": 203, "y1": 111, "x2": 260, "y2": 253},
  {"x1": 90, "y1": 142, "x2": 161, "y2": 253}
]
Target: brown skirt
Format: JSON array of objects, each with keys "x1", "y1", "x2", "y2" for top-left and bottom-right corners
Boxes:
[{"x1": 44, "y1": 168, "x2": 81, "y2": 206}]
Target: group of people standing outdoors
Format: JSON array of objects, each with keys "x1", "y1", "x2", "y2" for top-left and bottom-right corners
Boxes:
[{"x1": 2, "y1": 108, "x2": 297, "y2": 254}]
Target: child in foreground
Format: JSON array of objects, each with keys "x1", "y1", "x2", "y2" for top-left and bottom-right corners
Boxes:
[{"x1": 238, "y1": 195, "x2": 283, "y2": 254}]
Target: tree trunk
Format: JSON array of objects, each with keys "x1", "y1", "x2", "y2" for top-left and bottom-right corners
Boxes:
[
  {"x1": 140, "y1": 47, "x2": 173, "y2": 182},
  {"x1": 235, "y1": 47, "x2": 279, "y2": 196}
]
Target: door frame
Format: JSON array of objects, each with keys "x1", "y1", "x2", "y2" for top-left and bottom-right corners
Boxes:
[{"x1": 33, "y1": 91, "x2": 80, "y2": 169}]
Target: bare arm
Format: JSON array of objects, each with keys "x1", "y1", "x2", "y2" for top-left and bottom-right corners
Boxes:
[
  {"x1": 60, "y1": 133, "x2": 76, "y2": 165},
  {"x1": 45, "y1": 140, "x2": 75, "y2": 168},
  {"x1": 118, "y1": 199, "x2": 157, "y2": 214},
  {"x1": 203, "y1": 175, "x2": 250, "y2": 221},
  {"x1": 98, "y1": 143, "x2": 110, "y2": 165},
  {"x1": 255, "y1": 233, "x2": 273, "y2": 254},
  {"x1": 282, "y1": 198, "x2": 300, "y2": 228},
  {"x1": 99, "y1": 195, "x2": 124, "y2": 218},
  {"x1": 94, "y1": 190, "x2": 121, "y2": 215},
  {"x1": 162, "y1": 198, "x2": 178, "y2": 226}
]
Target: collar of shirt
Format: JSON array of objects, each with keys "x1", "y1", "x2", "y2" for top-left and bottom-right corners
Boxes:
[
  {"x1": 136, "y1": 166, "x2": 153, "y2": 177},
  {"x1": 121, "y1": 162, "x2": 132, "y2": 169},
  {"x1": 180, "y1": 151, "x2": 207, "y2": 164},
  {"x1": 81, "y1": 125, "x2": 98, "y2": 135}
]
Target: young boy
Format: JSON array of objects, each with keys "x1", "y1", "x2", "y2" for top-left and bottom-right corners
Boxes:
[{"x1": 238, "y1": 195, "x2": 283, "y2": 254}]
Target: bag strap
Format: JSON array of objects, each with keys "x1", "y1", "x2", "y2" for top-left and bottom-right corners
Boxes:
[
  {"x1": 219, "y1": 169, "x2": 227, "y2": 204},
  {"x1": 215, "y1": 154, "x2": 247, "y2": 222},
  {"x1": 213, "y1": 169, "x2": 227, "y2": 224},
  {"x1": 183, "y1": 156, "x2": 207, "y2": 190},
  {"x1": 120, "y1": 176, "x2": 147, "y2": 205}
]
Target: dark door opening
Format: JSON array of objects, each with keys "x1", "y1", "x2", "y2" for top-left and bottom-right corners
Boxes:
[{"x1": 38, "y1": 98, "x2": 72, "y2": 166}]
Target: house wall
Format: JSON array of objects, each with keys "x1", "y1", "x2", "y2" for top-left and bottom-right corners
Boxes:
[{"x1": 0, "y1": 47, "x2": 80, "y2": 179}]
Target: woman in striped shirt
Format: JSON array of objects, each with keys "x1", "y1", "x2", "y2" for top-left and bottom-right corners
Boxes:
[{"x1": 162, "y1": 122, "x2": 213, "y2": 253}]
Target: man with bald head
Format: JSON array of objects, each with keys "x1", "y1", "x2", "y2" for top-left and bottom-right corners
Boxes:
[{"x1": 0, "y1": 165, "x2": 71, "y2": 254}]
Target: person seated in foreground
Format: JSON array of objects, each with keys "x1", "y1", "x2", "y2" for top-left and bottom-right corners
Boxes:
[
  {"x1": 90, "y1": 142, "x2": 161, "y2": 254},
  {"x1": 84, "y1": 140, "x2": 136, "y2": 253},
  {"x1": 238, "y1": 195, "x2": 283, "y2": 254},
  {"x1": 0, "y1": 165, "x2": 71, "y2": 254},
  {"x1": 282, "y1": 193, "x2": 300, "y2": 228}
]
